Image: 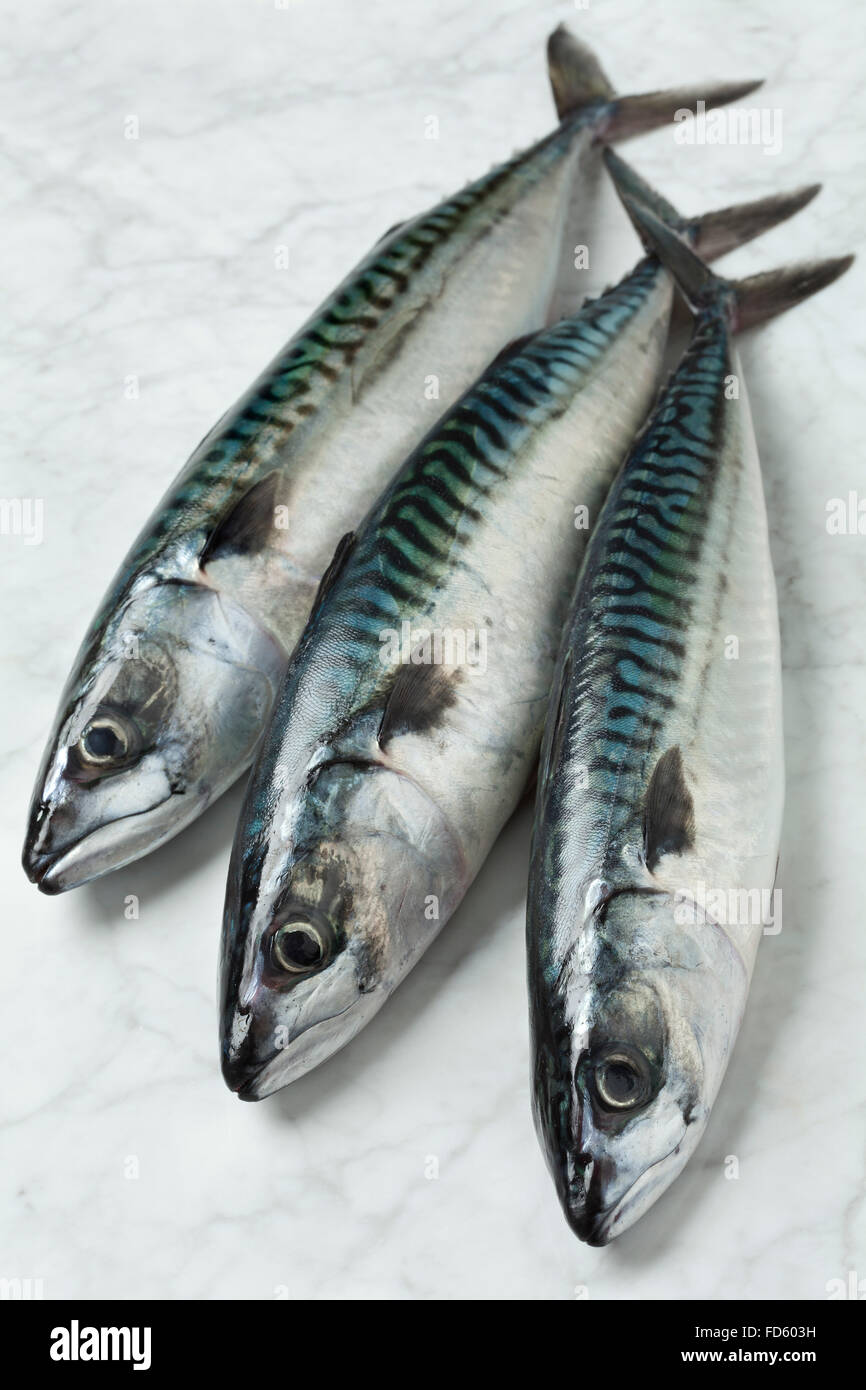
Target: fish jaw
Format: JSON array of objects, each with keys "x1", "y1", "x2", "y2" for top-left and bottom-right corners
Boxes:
[
  {"x1": 23, "y1": 766, "x2": 207, "y2": 893},
  {"x1": 550, "y1": 1081, "x2": 707, "y2": 1245},
  {"x1": 567, "y1": 1131, "x2": 704, "y2": 1245}
]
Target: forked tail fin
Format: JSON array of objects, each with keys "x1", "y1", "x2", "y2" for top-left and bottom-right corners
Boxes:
[
  {"x1": 606, "y1": 158, "x2": 853, "y2": 330},
  {"x1": 603, "y1": 147, "x2": 821, "y2": 264}
]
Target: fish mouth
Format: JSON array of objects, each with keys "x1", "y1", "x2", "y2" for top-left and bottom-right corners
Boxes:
[
  {"x1": 221, "y1": 991, "x2": 370, "y2": 1101},
  {"x1": 559, "y1": 1161, "x2": 619, "y2": 1247},
  {"x1": 23, "y1": 847, "x2": 70, "y2": 896},
  {"x1": 564, "y1": 1192, "x2": 620, "y2": 1247},
  {"x1": 568, "y1": 1211, "x2": 614, "y2": 1247},
  {"x1": 220, "y1": 1019, "x2": 280, "y2": 1101},
  {"x1": 566, "y1": 1184, "x2": 642, "y2": 1247},
  {"x1": 22, "y1": 793, "x2": 196, "y2": 893},
  {"x1": 222, "y1": 1039, "x2": 318, "y2": 1102},
  {"x1": 221, "y1": 1048, "x2": 271, "y2": 1102}
]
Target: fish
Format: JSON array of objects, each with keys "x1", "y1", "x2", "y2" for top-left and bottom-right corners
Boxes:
[
  {"x1": 217, "y1": 164, "x2": 814, "y2": 1099},
  {"x1": 526, "y1": 160, "x2": 853, "y2": 1246},
  {"x1": 22, "y1": 25, "x2": 764, "y2": 894}
]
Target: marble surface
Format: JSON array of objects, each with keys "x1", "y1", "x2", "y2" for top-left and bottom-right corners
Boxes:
[{"x1": 2, "y1": 0, "x2": 864, "y2": 1300}]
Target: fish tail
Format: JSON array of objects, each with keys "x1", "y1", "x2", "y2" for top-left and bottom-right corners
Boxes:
[
  {"x1": 725, "y1": 258, "x2": 856, "y2": 331},
  {"x1": 603, "y1": 149, "x2": 821, "y2": 263},
  {"x1": 547, "y1": 25, "x2": 615, "y2": 119},
  {"x1": 608, "y1": 177, "x2": 853, "y2": 330},
  {"x1": 688, "y1": 184, "x2": 822, "y2": 261},
  {"x1": 547, "y1": 26, "x2": 764, "y2": 140},
  {"x1": 602, "y1": 79, "x2": 764, "y2": 144}
]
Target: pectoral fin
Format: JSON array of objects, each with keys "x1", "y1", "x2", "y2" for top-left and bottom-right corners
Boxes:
[
  {"x1": 642, "y1": 746, "x2": 695, "y2": 872},
  {"x1": 351, "y1": 296, "x2": 437, "y2": 401},
  {"x1": 200, "y1": 472, "x2": 282, "y2": 569},
  {"x1": 378, "y1": 662, "x2": 458, "y2": 746}
]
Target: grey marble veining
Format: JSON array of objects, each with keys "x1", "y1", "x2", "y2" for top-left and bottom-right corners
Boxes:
[{"x1": 1, "y1": 0, "x2": 864, "y2": 1299}]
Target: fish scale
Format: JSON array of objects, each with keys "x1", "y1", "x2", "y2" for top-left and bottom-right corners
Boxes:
[{"x1": 562, "y1": 316, "x2": 735, "y2": 874}]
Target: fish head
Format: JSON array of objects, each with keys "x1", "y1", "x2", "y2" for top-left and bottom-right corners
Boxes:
[
  {"x1": 532, "y1": 888, "x2": 750, "y2": 1244},
  {"x1": 220, "y1": 756, "x2": 465, "y2": 1098},
  {"x1": 23, "y1": 579, "x2": 284, "y2": 892}
]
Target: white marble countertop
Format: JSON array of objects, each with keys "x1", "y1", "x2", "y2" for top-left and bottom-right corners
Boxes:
[{"x1": 2, "y1": 0, "x2": 864, "y2": 1300}]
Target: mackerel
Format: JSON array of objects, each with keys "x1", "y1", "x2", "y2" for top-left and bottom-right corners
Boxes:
[{"x1": 526, "y1": 168, "x2": 853, "y2": 1244}]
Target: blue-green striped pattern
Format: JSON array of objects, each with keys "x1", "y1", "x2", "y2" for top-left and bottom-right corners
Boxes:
[
  {"x1": 324, "y1": 255, "x2": 665, "y2": 684},
  {"x1": 540, "y1": 306, "x2": 734, "y2": 891}
]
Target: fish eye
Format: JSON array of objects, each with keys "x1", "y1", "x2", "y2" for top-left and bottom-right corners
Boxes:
[
  {"x1": 592, "y1": 1045, "x2": 652, "y2": 1112},
  {"x1": 271, "y1": 920, "x2": 330, "y2": 975},
  {"x1": 75, "y1": 712, "x2": 136, "y2": 767}
]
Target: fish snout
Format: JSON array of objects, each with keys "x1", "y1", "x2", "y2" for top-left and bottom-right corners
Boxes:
[
  {"x1": 221, "y1": 1037, "x2": 269, "y2": 1102},
  {"x1": 563, "y1": 1188, "x2": 615, "y2": 1247},
  {"x1": 220, "y1": 990, "x2": 275, "y2": 1101},
  {"x1": 22, "y1": 795, "x2": 67, "y2": 893},
  {"x1": 565, "y1": 1208, "x2": 615, "y2": 1247},
  {"x1": 558, "y1": 1149, "x2": 617, "y2": 1246}
]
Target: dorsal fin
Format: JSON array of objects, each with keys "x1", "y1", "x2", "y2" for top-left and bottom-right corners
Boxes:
[
  {"x1": 616, "y1": 193, "x2": 854, "y2": 330},
  {"x1": 351, "y1": 296, "x2": 434, "y2": 402},
  {"x1": 602, "y1": 147, "x2": 820, "y2": 265},
  {"x1": 540, "y1": 649, "x2": 572, "y2": 792},
  {"x1": 200, "y1": 472, "x2": 281, "y2": 569},
  {"x1": 642, "y1": 746, "x2": 695, "y2": 872},
  {"x1": 375, "y1": 219, "x2": 407, "y2": 246},
  {"x1": 378, "y1": 662, "x2": 458, "y2": 746},
  {"x1": 488, "y1": 331, "x2": 538, "y2": 372},
  {"x1": 310, "y1": 531, "x2": 356, "y2": 620}
]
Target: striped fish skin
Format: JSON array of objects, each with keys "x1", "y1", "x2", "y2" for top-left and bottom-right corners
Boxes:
[
  {"x1": 527, "y1": 303, "x2": 784, "y2": 1245},
  {"x1": 23, "y1": 91, "x2": 611, "y2": 895},
  {"x1": 220, "y1": 254, "x2": 674, "y2": 1099}
]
